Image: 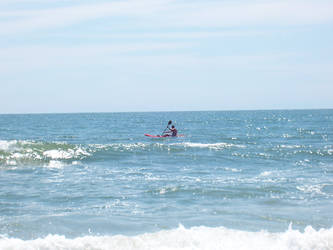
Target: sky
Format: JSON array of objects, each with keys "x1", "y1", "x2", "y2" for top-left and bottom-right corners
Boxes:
[{"x1": 0, "y1": 0, "x2": 333, "y2": 114}]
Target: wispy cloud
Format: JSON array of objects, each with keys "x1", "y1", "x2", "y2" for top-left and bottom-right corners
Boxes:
[
  {"x1": 1, "y1": 0, "x2": 332, "y2": 35},
  {"x1": 1, "y1": 42, "x2": 331, "y2": 76},
  {"x1": 50, "y1": 30, "x2": 272, "y2": 41},
  {"x1": 0, "y1": 41, "x2": 191, "y2": 73},
  {"x1": 0, "y1": 0, "x2": 165, "y2": 34}
]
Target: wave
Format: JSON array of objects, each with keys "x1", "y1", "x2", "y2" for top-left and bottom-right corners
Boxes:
[
  {"x1": 174, "y1": 142, "x2": 246, "y2": 149},
  {"x1": 0, "y1": 140, "x2": 91, "y2": 167},
  {"x1": 0, "y1": 140, "x2": 247, "y2": 167},
  {"x1": 1, "y1": 139, "x2": 331, "y2": 168},
  {"x1": 0, "y1": 225, "x2": 332, "y2": 250}
]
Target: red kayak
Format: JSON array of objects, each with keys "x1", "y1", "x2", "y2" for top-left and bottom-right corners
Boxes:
[{"x1": 144, "y1": 134, "x2": 184, "y2": 138}]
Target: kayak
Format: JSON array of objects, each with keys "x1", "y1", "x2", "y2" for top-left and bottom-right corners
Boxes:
[
  {"x1": 144, "y1": 134, "x2": 169, "y2": 138},
  {"x1": 144, "y1": 134, "x2": 184, "y2": 138}
]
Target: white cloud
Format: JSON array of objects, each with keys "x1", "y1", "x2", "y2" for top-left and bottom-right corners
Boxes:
[
  {"x1": 163, "y1": 0, "x2": 333, "y2": 27},
  {"x1": 52, "y1": 29, "x2": 271, "y2": 41},
  {"x1": 1, "y1": 41, "x2": 331, "y2": 77},
  {"x1": 0, "y1": 41, "x2": 191, "y2": 73},
  {"x1": 0, "y1": 0, "x2": 166, "y2": 34},
  {"x1": 0, "y1": 0, "x2": 332, "y2": 35}
]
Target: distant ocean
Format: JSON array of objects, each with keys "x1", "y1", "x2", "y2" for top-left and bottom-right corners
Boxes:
[{"x1": 0, "y1": 110, "x2": 332, "y2": 249}]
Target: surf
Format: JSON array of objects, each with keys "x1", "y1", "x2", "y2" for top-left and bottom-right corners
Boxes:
[{"x1": 0, "y1": 225, "x2": 332, "y2": 250}]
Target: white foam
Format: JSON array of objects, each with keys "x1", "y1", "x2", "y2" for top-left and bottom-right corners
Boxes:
[
  {"x1": 43, "y1": 149, "x2": 74, "y2": 159},
  {"x1": 0, "y1": 140, "x2": 91, "y2": 166},
  {"x1": 45, "y1": 160, "x2": 65, "y2": 169},
  {"x1": 93, "y1": 142, "x2": 150, "y2": 153},
  {"x1": 225, "y1": 167, "x2": 242, "y2": 173},
  {"x1": 296, "y1": 184, "x2": 326, "y2": 196},
  {"x1": 0, "y1": 225, "x2": 332, "y2": 250},
  {"x1": 159, "y1": 186, "x2": 178, "y2": 194},
  {"x1": 177, "y1": 142, "x2": 245, "y2": 150},
  {"x1": 6, "y1": 159, "x2": 17, "y2": 166},
  {"x1": 87, "y1": 142, "x2": 246, "y2": 153},
  {"x1": 43, "y1": 148, "x2": 90, "y2": 160},
  {"x1": 278, "y1": 145, "x2": 302, "y2": 149},
  {"x1": 259, "y1": 171, "x2": 272, "y2": 177},
  {"x1": 0, "y1": 140, "x2": 18, "y2": 151}
]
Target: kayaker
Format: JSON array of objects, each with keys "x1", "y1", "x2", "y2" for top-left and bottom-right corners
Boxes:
[{"x1": 166, "y1": 125, "x2": 178, "y2": 137}]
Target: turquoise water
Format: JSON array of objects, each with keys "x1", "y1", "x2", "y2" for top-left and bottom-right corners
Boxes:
[{"x1": 0, "y1": 110, "x2": 332, "y2": 249}]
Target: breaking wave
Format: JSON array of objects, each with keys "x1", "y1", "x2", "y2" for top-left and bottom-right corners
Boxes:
[
  {"x1": 0, "y1": 140, "x2": 247, "y2": 167},
  {"x1": 0, "y1": 225, "x2": 332, "y2": 250},
  {"x1": 0, "y1": 140, "x2": 90, "y2": 167},
  {"x1": 1, "y1": 139, "x2": 331, "y2": 168}
]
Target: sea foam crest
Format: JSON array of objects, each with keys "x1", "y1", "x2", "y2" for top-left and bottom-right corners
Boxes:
[
  {"x1": 0, "y1": 225, "x2": 332, "y2": 250},
  {"x1": 0, "y1": 140, "x2": 90, "y2": 167},
  {"x1": 43, "y1": 148, "x2": 90, "y2": 160},
  {"x1": 175, "y1": 142, "x2": 246, "y2": 150}
]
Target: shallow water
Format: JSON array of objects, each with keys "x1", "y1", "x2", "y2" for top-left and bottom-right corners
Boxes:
[{"x1": 0, "y1": 110, "x2": 332, "y2": 249}]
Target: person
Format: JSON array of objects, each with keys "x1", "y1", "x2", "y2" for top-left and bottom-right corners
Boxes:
[{"x1": 166, "y1": 125, "x2": 177, "y2": 137}]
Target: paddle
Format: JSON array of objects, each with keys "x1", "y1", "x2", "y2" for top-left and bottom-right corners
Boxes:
[{"x1": 162, "y1": 120, "x2": 172, "y2": 135}]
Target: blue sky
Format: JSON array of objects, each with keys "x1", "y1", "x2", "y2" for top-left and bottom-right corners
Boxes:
[{"x1": 1, "y1": 0, "x2": 332, "y2": 114}]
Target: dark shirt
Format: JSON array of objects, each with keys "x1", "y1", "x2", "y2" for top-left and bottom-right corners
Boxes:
[{"x1": 170, "y1": 128, "x2": 177, "y2": 136}]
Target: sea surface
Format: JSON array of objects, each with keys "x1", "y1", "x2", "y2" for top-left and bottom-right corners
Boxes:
[{"x1": 0, "y1": 110, "x2": 332, "y2": 249}]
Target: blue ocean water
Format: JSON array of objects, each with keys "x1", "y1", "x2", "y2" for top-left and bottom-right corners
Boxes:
[{"x1": 0, "y1": 110, "x2": 332, "y2": 249}]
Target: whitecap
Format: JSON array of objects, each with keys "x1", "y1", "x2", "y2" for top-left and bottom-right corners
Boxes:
[
  {"x1": 0, "y1": 140, "x2": 18, "y2": 151},
  {"x1": 0, "y1": 225, "x2": 332, "y2": 250},
  {"x1": 175, "y1": 142, "x2": 246, "y2": 150},
  {"x1": 43, "y1": 147, "x2": 90, "y2": 160},
  {"x1": 260, "y1": 171, "x2": 272, "y2": 177},
  {"x1": 225, "y1": 167, "x2": 242, "y2": 173},
  {"x1": 296, "y1": 184, "x2": 326, "y2": 196},
  {"x1": 45, "y1": 160, "x2": 65, "y2": 169}
]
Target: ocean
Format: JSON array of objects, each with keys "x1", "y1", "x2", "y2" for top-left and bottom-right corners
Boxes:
[{"x1": 0, "y1": 110, "x2": 332, "y2": 249}]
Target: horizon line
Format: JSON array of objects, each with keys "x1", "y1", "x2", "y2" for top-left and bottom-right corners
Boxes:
[{"x1": 1, "y1": 107, "x2": 332, "y2": 116}]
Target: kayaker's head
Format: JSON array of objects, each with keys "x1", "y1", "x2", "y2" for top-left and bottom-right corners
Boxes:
[{"x1": 171, "y1": 125, "x2": 175, "y2": 128}]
